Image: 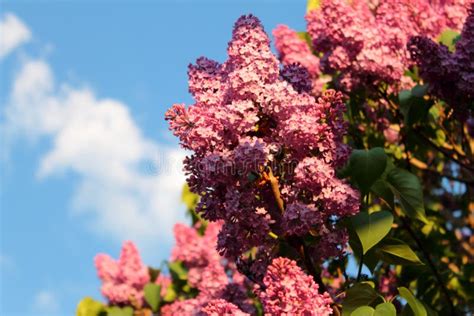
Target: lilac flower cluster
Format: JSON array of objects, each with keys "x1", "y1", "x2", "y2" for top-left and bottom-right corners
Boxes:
[
  {"x1": 199, "y1": 299, "x2": 250, "y2": 316},
  {"x1": 272, "y1": 25, "x2": 326, "y2": 94},
  {"x1": 305, "y1": 0, "x2": 470, "y2": 91},
  {"x1": 162, "y1": 221, "x2": 253, "y2": 315},
  {"x1": 379, "y1": 269, "x2": 398, "y2": 302},
  {"x1": 408, "y1": 4, "x2": 474, "y2": 116},
  {"x1": 166, "y1": 15, "x2": 359, "y2": 265},
  {"x1": 95, "y1": 241, "x2": 150, "y2": 304},
  {"x1": 258, "y1": 257, "x2": 333, "y2": 315}
]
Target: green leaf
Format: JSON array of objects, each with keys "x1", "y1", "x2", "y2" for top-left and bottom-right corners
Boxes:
[
  {"x1": 307, "y1": 0, "x2": 321, "y2": 12},
  {"x1": 411, "y1": 84, "x2": 428, "y2": 98},
  {"x1": 106, "y1": 306, "x2": 133, "y2": 316},
  {"x1": 163, "y1": 284, "x2": 177, "y2": 302},
  {"x1": 76, "y1": 297, "x2": 105, "y2": 316},
  {"x1": 144, "y1": 283, "x2": 161, "y2": 312},
  {"x1": 371, "y1": 179, "x2": 394, "y2": 210},
  {"x1": 438, "y1": 28, "x2": 460, "y2": 52},
  {"x1": 399, "y1": 86, "x2": 431, "y2": 126},
  {"x1": 398, "y1": 287, "x2": 428, "y2": 316},
  {"x1": 435, "y1": 129, "x2": 446, "y2": 146},
  {"x1": 375, "y1": 302, "x2": 397, "y2": 316},
  {"x1": 399, "y1": 90, "x2": 411, "y2": 106},
  {"x1": 351, "y1": 210, "x2": 393, "y2": 254},
  {"x1": 169, "y1": 261, "x2": 188, "y2": 281},
  {"x1": 347, "y1": 223, "x2": 380, "y2": 273},
  {"x1": 363, "y1": 248, "x2": 381, "y2": 273},
  {"x1": 342, "y1": 283, "x2": 380, "y2": 315},
  {"x1": 351, "y1": 306, "x2": 375, "y2": 316},
  {"x1": 377, "y1": 238, "x2": 423, "y2": 265},
  {"x1": 351, "y1": 304, "x2": 396, "y2": 316},
  {"x1": 148, "y1": 267, "x2": 161, "y2": 283},
  {"x1": 348, "y1": 148, "x2": 388, "y2": 194},
  {"x1": 386, "y1": 168, "x2": 428, "y2": 223}
]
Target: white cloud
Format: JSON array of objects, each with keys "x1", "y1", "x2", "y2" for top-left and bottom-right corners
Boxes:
[
  {"x1": 32, "y1": 290, "x2": 59, "y2": 314},
  {"x1": 0, "y1": 13, "x2": 31, "y2": 59},
  {"x1": 3, "y1": 59, "x2": 187, "y2": 256},
  {"x1": 2, "y1": 25, "x2": 188, "y2": 261}
]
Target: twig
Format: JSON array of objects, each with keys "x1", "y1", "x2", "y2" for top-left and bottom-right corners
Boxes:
[
  {"x1": 265, "y1": 167, "x2": 285, "y2": 214},
  {"x1": 416, "y1": 131, "x2": 474, "y2": 173},
  {"x1": 406, "y1": 156, "x2": 474, "y2": 186},
  {"x1": 264, "y1": 167, "x2": 328, "y2": 292},
  {"x1": 399, "y1": 216, "x2": 457, "y2": 316}
]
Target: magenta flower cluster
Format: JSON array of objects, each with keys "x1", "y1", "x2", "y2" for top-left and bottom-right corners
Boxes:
[
  {"x1": 408, "y1": 4, "x2": 474, "y2": 116},
  {"x1": 163, "y1": 221, "x2": 254, "y2": 315},
  {"x1": 305, "y1": 0, "x2": 470, "y2": 91},
  {"x1": 166, "y1": 15, "x2": 359, "y2": 265},
  {"x1": 272, "y1": 25, "x2": 326, "y2": 94},
  {"x1": 95, "y1": 241, "x2": 150, "y2": 304},
  {"x1": 258, "y1": 257, "x2": 333, "y2": 315},
  {"x1": 94, "y1": 223, "x2": 335, "y2": 315}
]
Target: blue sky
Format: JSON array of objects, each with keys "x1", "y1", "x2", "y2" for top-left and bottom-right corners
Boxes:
[{"x1": 0, "y1": 1, "x2": 307, "y2": 315}]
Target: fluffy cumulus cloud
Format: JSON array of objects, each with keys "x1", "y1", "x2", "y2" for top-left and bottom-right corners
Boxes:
[
  {"x1": 1, "y1": 13, "x2": 186, "y2": 257},
  {"x1": 0, "y1": 13, "x2": 31, "y2": 59}
]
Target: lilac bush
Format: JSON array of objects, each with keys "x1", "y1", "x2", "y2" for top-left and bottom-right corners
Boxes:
[{"x1": 78, "y1": 1, "x2": 474, "y2": 315}]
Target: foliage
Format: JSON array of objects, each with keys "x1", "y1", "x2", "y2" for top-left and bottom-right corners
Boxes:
[{"x1": 77, "y1": 1, "x2": 474, "y2": 315}]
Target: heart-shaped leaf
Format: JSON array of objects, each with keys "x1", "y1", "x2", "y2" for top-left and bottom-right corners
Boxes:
[
  {"x1": 351, "y1": 306, "x2": 375, "y2": 316},
  {"x1": 106, "y1": 306, "x2": 133, "y2": 316},
  {"x1": 386, "y1": 168, "x2": 428, "y2": 223},
  {"x1": 348, "y1": 148, "x2": 387, "y2": 194},
  {"x1": 169, "y1": 261, "x2": 188, "y2": 281},
  {"x1": 342, "y1": 283, "x2": 380, "y2": 315},
  {"x1": 351, "y1": 210, "x2": 394, "y2": 254},
  {"x1": 375, "y1": 302, "x2": 396, "y2": 316},
  {"x1": 371, "y1": 179, "x2": 395, "y2": 210},
  {"x1": 76, "y1": 297, "x2": 105, "y2": 316},
  {"x1": 144, "y1": 283, "x2": 162, "y2": 312}
]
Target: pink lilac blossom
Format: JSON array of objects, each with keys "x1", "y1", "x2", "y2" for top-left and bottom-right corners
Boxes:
[
  {"x1": 165, "y1": 221, "x2": 254, "y2": 315},
  {"x1": 171, "y1": 221, "x2": 231, "y2": 296},
  {"x1": 272, "y1": 25, "x2": 326, "y2": 94},
  {"x1": 379, "y1": 269, "x2": 398, "y2": 301},
  {"x1": 279, "y1": 63, "x2": 313, "y2": 93},
  {"x1": 435, "y1": 0, "x2": 472, "y2": 31},
  {"x1": 258, "y1": 257, "x2": 333, "y2": 315},
  {"x1": 161, "y1": 298, "x2": 203, "y2": 316},
  {"x1": 321, "y1": 268, "x2": 345, "y2": 299},
  {"x1": 166, "y1": 15, "x2": 359, "y2": 267},
  {"x1": 199, "y1": 299, "x2": 250, "y2": 316},
  {"x1": 309, "y1": 226, "x2": 350, "y2": 261},
  {"x1": 383, "y1": 125, "x2": 400, "y2": 144},
  {"x1": 94, "y1": 241, "x2": 150, "y2": 304},
  {"x1": 273, "y1": 25, "x2": 320, "y2": 76},
  {"x1": 408, "y1": 3, "x2": 474, "y2": 117},
  {"x1": 305, "y1": 0, "x2": 470, "y2": 92},
  {"x1": 155, "y1": 273, "x2": 171, "y2": 297}
]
